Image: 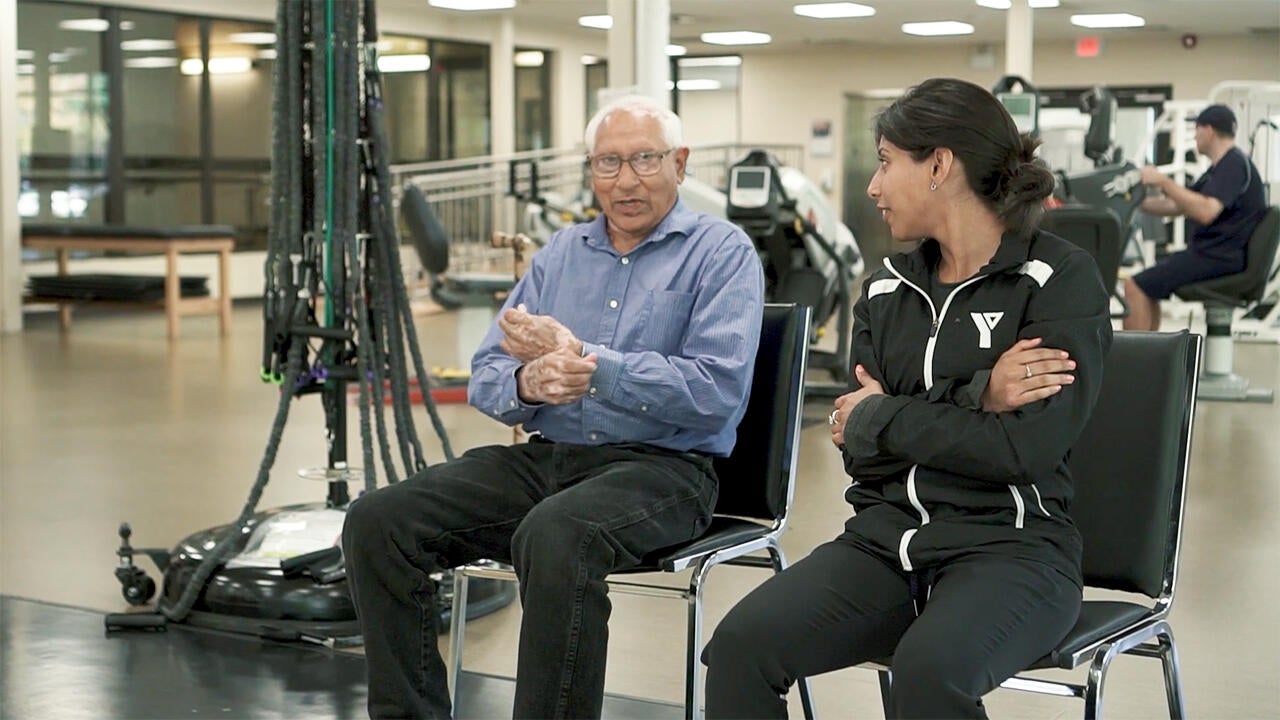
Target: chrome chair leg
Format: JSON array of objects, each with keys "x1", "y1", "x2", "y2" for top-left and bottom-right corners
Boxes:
[
  {"x1": 447, "y1": 568, "x2": 470, "y2": 711},
  {"x1": 1155, "y1": 624, "x2": 1186, "y2": 719},
  {"x1": 877, "y1": 669, "x2": 893, "y2": 719}
]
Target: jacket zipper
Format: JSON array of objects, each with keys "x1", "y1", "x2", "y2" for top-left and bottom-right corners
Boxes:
[
  {"x1": 882, "y1": 258, "x2": 988, "y2": 390},
  {"x1": 882, "y1": 258, "x2": 996, "y2": 565}
]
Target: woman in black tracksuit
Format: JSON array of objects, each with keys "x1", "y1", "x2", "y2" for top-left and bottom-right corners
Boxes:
[{"x1": 703, "y1": 78, "x2": 1113, "y2": 719}]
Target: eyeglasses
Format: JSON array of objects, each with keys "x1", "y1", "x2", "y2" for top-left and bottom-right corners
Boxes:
[{"x1": 587, "y1": 149, "x2": 674, "y2": 178}]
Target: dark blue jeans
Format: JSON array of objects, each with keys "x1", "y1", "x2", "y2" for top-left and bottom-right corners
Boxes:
[{"x1": 342, "y1": 440, "x2": 718, "y2": 719}]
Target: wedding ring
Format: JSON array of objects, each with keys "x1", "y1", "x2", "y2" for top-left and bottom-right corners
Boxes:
[
  {"x1": 828, "y1": 410, "x2": 840, "y2": 426},
  {"x1": 1025, "y1": 364, "x2": 1033, "y2": 379}
]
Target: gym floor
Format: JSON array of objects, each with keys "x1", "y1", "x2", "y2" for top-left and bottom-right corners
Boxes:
[{"x1": 2, "y1": 302, "x2": 1277, "y2": 718}]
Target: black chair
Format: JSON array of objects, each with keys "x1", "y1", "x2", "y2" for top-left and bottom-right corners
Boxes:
[
  {"x1": 1175, "y1": 206, "x2": 1279, "y2": 402},
  {"x1": 877, "y1": 330, "x2": 1203, "y2": 719},
  {"x1": 1042, "y1": 205, "x2": 1128, "y2": 318},
  {"x1": 448, "y1": 303, "x2": 817, "y2": 720}
]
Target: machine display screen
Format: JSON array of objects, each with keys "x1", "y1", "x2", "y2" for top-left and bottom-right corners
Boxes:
[
  {"x1": 734, "y1": 169, "x2": 767, "y2": 189},
  {"x1": 998, "y1": 93, "x2": 1037, "y2": 133}
]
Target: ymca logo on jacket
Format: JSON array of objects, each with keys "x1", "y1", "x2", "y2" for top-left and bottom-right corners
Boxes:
[{"x1": 839, "y1": 231, "x2": 1113, "y2": 588}]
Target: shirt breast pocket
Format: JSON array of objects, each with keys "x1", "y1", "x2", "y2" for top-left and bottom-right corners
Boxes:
[{"x1": 641, "y1": 290, "x2": 696, "y2": 355}]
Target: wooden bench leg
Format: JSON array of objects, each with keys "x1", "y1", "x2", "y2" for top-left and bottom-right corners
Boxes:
[
  {"x1": 218, "y1": 246, "x2": 232, "y2": 336},
  {"x1": 165, "y1": 246, "x2": 180, "y2": 340}
]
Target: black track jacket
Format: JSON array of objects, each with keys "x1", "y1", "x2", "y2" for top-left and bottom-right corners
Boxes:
[{"x1": 840, "y1": 231, "x2": 1113, "y2": 586}]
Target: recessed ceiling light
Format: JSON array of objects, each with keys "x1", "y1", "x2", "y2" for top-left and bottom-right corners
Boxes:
[
  {"x1": 124, "y1": 56, "x2": 179, "y2": 69},
  {"x1": 902, "y1": 21, "x2": 975, "y2": 36},
  {"x1": 701, "y1": 31, "x2": 772, "y2": 45},
  {"x1": 58, "y1": 18, "x2": 109, "y2": 32},
  {"x1": 666, "y1": 44, "x2": 687, "y2": 56},
  {"x1": 977, "y1": 0, "x2": 1060, "y2": 8},
  {"x1": 679, "y1": 56, "x2": 743, "y2": 67},
  {"x1": 180, "y1": 57, "x2": 253, "y2": 75},
  {"x1": 428, "y1": 0, "x2": 516, "y2": 9},
  {"x1": 378, "y1": 54, "x2": 432, "y2": 73},
  {"x1": 514, "y1": 50, "x2": 544, "y2": 67},
  {"x1": 794, "y1": 2, "x2": 875, "y2": 19},
  {"x1": 1071, "y1": 13, "x2": 1145, "y2": 28},
  {"x1": 120, "y1": 38, "x2": 177, "y2": 52},
  {"x1": 667, "y1": 79, "x2": 723, "y2": 92},
  {"x1": 581, "y1": 54, "x2": 603, "y2": 65},
  {"x1": 578, "y1": 15, "x2": 613, "y2": 29},
  {"x1": 228, "y1": 32, "x2": 277, "y2": 45}
]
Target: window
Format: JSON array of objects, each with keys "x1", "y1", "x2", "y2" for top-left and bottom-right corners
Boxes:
[
  {"x1": 16, "y1": 1, "x2": 109, "y2": 222},
  {"x1": 514, "y1": 48, "x2": 551, "y2": 152}
]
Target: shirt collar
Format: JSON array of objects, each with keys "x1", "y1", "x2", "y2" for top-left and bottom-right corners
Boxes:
[{"x1": 582, "y1": 199, "x2": 698, "y2": 252}]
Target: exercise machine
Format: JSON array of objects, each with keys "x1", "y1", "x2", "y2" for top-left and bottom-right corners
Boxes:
[
  {"x1": 106, "y1": 0, "x2": 513, "y2": 638},
  {"x1": 726, "y1": 150, "x2": 863, "y2": 396}
]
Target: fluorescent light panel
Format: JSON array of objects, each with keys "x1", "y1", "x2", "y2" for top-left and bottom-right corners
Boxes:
[
  {"x1": 666, "y1": 79, "x2": 722, "y2": 91},
  {"x1": 678, "y1": 55, "x2": 742, "y2": 67},
  {"x1": 581, "y1": 54, "x2": 603, "y2": 65},
  {"x1": 180, "y1": 57, "x2": 253, "y2": 75},
  {"x1": 578, "y1": 14, "x2": 613, "y2": 29},
  {"x1": 977, "y1": 0, "x2": 1060, "y2": 8},
  {"x1": 1070, "y1": 13, "x2": 1145, "y2": 28},
  {"x1": 121, "y1": 38, "x2": 177, "y2": 51},
  {"x1": 794, "y1": 3, "x2": 875, "y2": 19},
  {"x1": 666, "y1": 44, "x2": 687, "y2": 56},
  {"x1": 514, "y1": 50, "x2": 544, "y2": 67},
  {"x1": 124, "y1": 56, "x2": 179, "y2": 69},
  {"x1": 428, "y1": 0, "x2": 516, "y2": 9},
  {"x1": 227, "y1": 32, "x2": 277, "y2": 45},
  {"x1": 378, "y1": 54, "x2": 432, "y2": 73},
  {"x1": 701, "y1": 31, "x2": 771, "y2": 45},
  {"x1": 59, "y1": 18, "x2": 108, "y2": 32},
  {"x1": 902, "y1": 21, "x2": 975, "y2": 36}
]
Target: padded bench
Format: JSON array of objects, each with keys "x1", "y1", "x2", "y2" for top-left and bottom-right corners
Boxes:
[{"x1": 21, "y1": 224, "x2": 235, "y2": 339}]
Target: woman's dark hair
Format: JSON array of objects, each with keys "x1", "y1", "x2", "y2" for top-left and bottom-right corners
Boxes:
[{"x1": 874, "y1": 78, "x2": 1055, "y2": 237}]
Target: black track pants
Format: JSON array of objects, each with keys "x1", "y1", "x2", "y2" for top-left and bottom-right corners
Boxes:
[{"x1": 703, "y1": 537, "x2": 1080, "y2": 719}]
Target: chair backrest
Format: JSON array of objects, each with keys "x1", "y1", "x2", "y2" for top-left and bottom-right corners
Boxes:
[
  {"x1": 1068, "y1": 331, "x2": 1201, "y2": 600},
  {"x1": 712, "y1": 303, "x2": 811, "y2": 523},
  {"x1": 1174, "y1": 206, "x2": 1279, "y2": 306},
  {"x1": 1041, "y1": 205, "x2": 1123, "y2": 290},
  {"x1": 1240, "y1": 206, "x2": 1280, "y2": 302}
]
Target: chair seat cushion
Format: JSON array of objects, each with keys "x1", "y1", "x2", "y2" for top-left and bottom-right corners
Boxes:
[
  {"x1": 867, "y1": 600, "x2": 1156, "y2": 672},
  {"x1": 1028, "y1": 600, "x2": 1156, "y2": 670},
  {"x1": 626, "y1": 517, "x2": 771, "y2": 572}
]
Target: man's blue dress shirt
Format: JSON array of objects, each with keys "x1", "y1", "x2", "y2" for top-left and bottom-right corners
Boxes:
[{"x1": 468, "y1": 199, "x2": 765, "y2": 457}]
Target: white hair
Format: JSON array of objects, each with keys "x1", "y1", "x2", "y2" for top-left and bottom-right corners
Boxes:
[{"x1": 584, "y1": 95, "x2": 684, "y2": 153}]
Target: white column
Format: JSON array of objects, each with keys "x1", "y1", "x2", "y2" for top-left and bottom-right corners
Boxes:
[
  {"x1": 634, "y1": 0, "x2": 670, "y2": 109},
  {"x1": 0, "y1": 0, "x2": 21, "y2": 333},
  {"x1": 606, "y1": 0, "x2": 637, "y2": 93},
  {"x1": 1005, "y1": 0, "x2": 1033, "y2": 79},
  {"x1": 490, "y1": 14, "x2": 516, "y2": 157}
]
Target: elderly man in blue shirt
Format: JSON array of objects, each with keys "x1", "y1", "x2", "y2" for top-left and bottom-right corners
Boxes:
[{"x1": 343, "y1": 94, "x2": 766, "y2": 720}]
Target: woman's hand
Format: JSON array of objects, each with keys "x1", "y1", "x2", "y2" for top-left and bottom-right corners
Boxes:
[
  {"x1": 981, "y1": 337, "x2": 1076, "y2": 413},
  {"x1": 830, "y1": 365, "x2": 884, "y2": 448}
]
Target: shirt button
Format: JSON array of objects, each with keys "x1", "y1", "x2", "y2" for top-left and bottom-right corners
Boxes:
[
  {"x1": 609, "y1": 299, "x2": 618, "y2": 309},
  {"x1": 640, "y1": 405, "x2": 648, "y2": 412},
  {"x1": 620, "y1": 257, "x2": 630, "y2": 265},
  {"x1": 589, "y1": 387, "x2": 597, "y2": 395},
  {"x1": 589, "y1": 433, "x2": 598, "y2": 441},
  {"x1": 510, "y1": 400, "x2": 516, "y2": 408}
]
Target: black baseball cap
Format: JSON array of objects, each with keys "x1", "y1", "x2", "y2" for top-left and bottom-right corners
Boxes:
[{"x1": 1195, "y1": 104, "x2": 1237, "y2": 135}]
